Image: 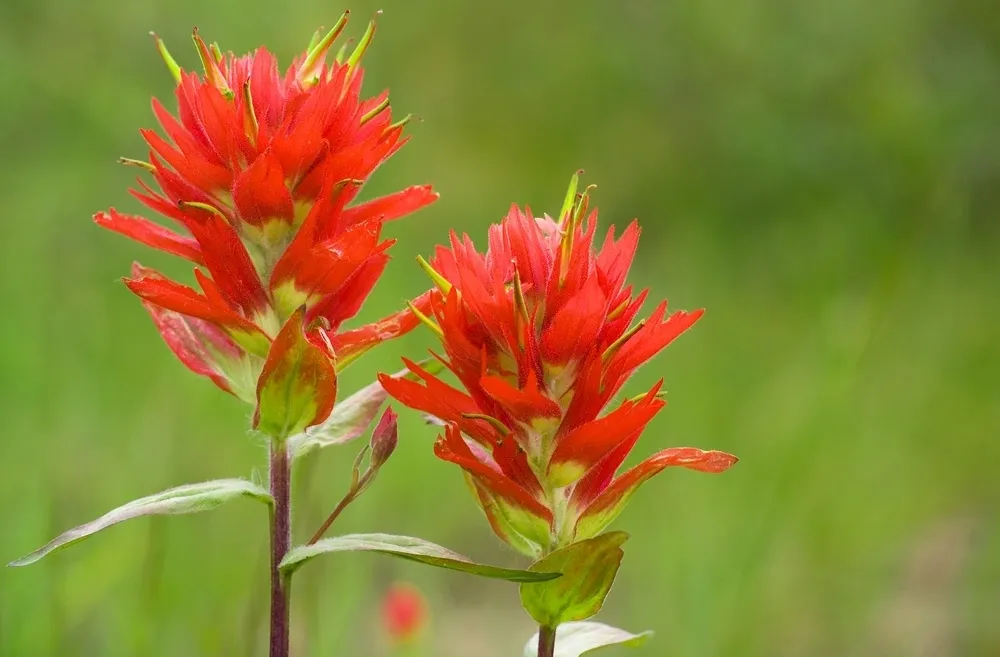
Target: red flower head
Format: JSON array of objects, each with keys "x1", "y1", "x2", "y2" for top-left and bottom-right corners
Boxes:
[
  {"x1": 94, "y1": 14, "x2": 437, "y2": 420},
  {"x1": 380, "y1": 176, "x2": 736, "y2": 556}
]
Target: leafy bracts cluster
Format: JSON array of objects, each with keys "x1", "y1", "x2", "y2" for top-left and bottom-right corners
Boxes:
[
  {"x1": 381, "y1": 177, "x2": 737, "y2": 556},
  {"x1": 97, "y1": 12, "x2": 436, "y2": 417},
  {"x1": 376, "y1": 177, "x2": 737, "y2": 652},
  {"x1": 10, "y1": 12, "x2": 737, "y2": 657}
]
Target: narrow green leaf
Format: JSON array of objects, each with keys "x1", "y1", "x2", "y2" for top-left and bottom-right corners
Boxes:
[
  {"x1": 279, "y1": 533, "x2": 560, "y2": 583},
  {"x1": 519, "y1": 532, "x2": 628, "y2": 626},
  {"x1": 288, "y1": 359, "x2": 444, "y2": 459},
  {"x1": 523, "y1": 622, "x2": 652, "y2": 657},
  {"x1": 9, "y1": 479, "x2": 272, "y2": 567}
]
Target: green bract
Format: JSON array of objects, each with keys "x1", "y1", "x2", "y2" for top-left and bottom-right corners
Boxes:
[{"x1": 519, "y1": 532, "x2": 628, "y2": 627}]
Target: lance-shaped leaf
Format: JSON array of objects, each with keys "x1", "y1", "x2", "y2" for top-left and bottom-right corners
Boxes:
[
  {"x1": 279, "y1": 533, "x2": 560, "y2": 583},
  {"x1": 519, "y1": 532, "x2": 628, "y2": 627},
  {"x1": 288, "y1": 359, "x2": 444, "y2": 458},
  {"x1": 522, "y1": 622, "x2": 652, "y2": 657},
  {"x1": 254, "y1": 308, "x2": 336, "y2": 440},
  {"x1": 8, "y1": 479, "x2": 272, "y2": 567}
]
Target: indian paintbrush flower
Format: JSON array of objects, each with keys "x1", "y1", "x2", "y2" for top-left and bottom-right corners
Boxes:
[
  {"x1": 380, "y1": 176, "x2": 737, "y2": 557},
  {"x1": 94, "y1": 15, "x2": 437, "y2": 432}
]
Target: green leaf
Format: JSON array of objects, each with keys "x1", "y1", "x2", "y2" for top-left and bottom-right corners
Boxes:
[
  {"x1": 8, "y1": 479, "x2": 271, "y2": 567},
  {"x1": 523, "y1": 622, "x2": 652, "y2": 657},
  {"x1": 519, "y1": 532, "x2": 628, "y2": 626},
  {"x1": 288, "y1": 359, "x2": 444, "y2": 459},
  {"x1": 279, "y1": 533, "x2": 560, "y2": 583}
]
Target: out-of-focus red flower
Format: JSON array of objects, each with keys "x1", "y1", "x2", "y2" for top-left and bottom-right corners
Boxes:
[
  {"x1": 381, "y1": 581, "x2": 428, "y2": 644},
  {"x1": 380, "y1": 177, "x2": 736, "y2": 556},
  {"x1": 94, "y1": 14, "x2": 437, "y2": 411}
]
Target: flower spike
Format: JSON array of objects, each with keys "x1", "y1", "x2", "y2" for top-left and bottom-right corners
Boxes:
[
  {"x1": 97, "y1": 22, "x2": 437, "y2": 399},
  {"x1": 383, "y1": 178, "x2": 736, "y2": 554}
]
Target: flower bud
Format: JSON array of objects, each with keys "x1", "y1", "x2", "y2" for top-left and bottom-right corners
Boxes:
[{"x1": 369, "y1": 406, "x2": 398, "y2": 470}]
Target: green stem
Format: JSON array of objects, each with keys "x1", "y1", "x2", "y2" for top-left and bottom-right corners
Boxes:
[{"x1": 537, "y1": 625, "x2": 557, "y2": 657}]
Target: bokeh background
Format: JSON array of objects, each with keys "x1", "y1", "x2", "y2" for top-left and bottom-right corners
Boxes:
[{"x1": 1, "y1": 0, "x2": 998, "y2": 655}]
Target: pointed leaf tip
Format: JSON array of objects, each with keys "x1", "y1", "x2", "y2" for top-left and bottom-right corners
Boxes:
[{"x1": 8, "y1": 479, "x2": 271, "y2": 567}]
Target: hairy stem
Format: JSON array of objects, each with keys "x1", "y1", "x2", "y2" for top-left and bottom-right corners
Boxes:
[
  {"x1": 269, "y1": 443, "x2": 292, "y2": 657},
  {"x1": 537, "y1": 625, "x2": 557, "y2": 657}
]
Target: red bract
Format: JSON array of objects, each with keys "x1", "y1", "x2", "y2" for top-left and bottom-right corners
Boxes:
[
  {"x1": 380, "y1": 177, "x2": 736, "y2": 556},
  {"x1": 94, "y1": 14, "x2": 437, "y2": 409}
]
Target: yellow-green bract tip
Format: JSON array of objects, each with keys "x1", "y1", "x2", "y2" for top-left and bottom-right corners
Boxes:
[
  {"x1": 359, "y1": 96, "x2": 390, "y2": 125},
  {"x1": 407, "y1": 301, "x2": 443, "y2": 339},
  {"x1": 150, "y1": 32, "x2": 182, "y2": 84},
  {"x1": 191, "y1": 28, "x2": 232, "y2": 97},
  {"x1": 347, "y1": 15, "x2": 379, "y2": 71},
  {"x1": 416, "y1": 255, "x2": 452, "y2": 295},
  {"x1": 300, "y1": 11, "x2": 350, "y2": 84},
  {"x1": 557, "y1": 170, "x2": 584, "y2": 225}
]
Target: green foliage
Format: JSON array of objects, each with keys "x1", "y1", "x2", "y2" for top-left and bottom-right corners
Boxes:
[
  {"x1": 520, "y1": 532, "x2": 627, "y2": 627},
  {"x1": 9, "y1": 480, "x2": 271, "y2": 567},
  {"x1": 280, "y1": 533, "x2": 560, "y2": 582}
]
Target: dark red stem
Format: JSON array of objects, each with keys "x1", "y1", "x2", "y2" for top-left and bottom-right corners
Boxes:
[
  {"x1": 537, "y1": 625, "x2": 556, "y2": 657},
  {"x1": 269, "y1": 443, "x2": 292, "y2": 657}
]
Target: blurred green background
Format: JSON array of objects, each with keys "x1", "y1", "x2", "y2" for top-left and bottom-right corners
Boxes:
[{"x1": 1, "y1": 0, "x2": 998, "y2": 655}]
